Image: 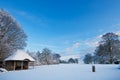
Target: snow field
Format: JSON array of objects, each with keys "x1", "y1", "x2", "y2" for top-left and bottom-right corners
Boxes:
[{"x1": 0, "y1": 64, "x2": 120, "y2": 80}]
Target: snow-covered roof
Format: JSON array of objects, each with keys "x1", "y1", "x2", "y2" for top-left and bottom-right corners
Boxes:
[{"x1": 5, "y1": 50, "x2": 35, "y2": 61}]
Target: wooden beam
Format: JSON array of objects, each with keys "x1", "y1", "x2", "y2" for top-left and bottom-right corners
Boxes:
[
  {"x1": 21, "y1": 61, "x2": 23, "y2": 70},
  {"x1": 33, "y1": 62, "x2": 34, "y2": 69},
  {"x1": 13, "y1": 61, "x2": 16, "y2": 70}
]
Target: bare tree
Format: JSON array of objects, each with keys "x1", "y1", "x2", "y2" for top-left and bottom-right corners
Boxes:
[
  {"x1": 41, "y1": 48, "x2": 52, "y2": 65},
  {"x1": 0, "y1": 9, "x2": 27, "y2": 61}
]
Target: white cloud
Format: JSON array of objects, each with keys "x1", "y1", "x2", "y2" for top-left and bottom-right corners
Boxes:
[
  {"x1": 65, "y1": 47, "x2": 71, "y2": 53},
  {"x1": 65, "y1": 42, "x2": 81, "y2": 54},
  {"x1": 79, "y1": 29, "x2": 120, "y2": 54},
  {"x1": 115, "y1": 31, "x2": 120, "y2": 36},
  {"x1": 83, "y1": 35, "x2": 101, "y2": 48},
  {"x1": 73, "y1": 42, "x2": 80, "y2": 48},
  {"x1": 84, "y1": 40, "x2": 99, "y2": 47},
  {"x1": 64, "y1": 34, "x2": 102, "y2": 54},
  {"x1": 97, "y1": 35, "x2": 102, "y2": 39},
  {"x1": 26, "y1": 43, "x2": 59, "y2": 52}
]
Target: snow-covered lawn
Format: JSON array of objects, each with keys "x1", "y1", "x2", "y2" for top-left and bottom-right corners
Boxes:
[{"x1": 0, "y1": 64, "x2": 120, "y2": 80}]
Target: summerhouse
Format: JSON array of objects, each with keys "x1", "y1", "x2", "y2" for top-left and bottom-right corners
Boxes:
[{"x1": 4, "y1": 50, "x2": 35, "y2": 71}]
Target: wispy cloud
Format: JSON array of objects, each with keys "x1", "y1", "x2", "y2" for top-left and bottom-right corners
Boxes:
[
  {"x1": 31, "y1": 43, "x2": 57, "y2": 48},
  {"x1": 9, "y1": 9, "x2": 37, "y2": 20},
  {"x1": 73, "y1": 42, "x2": 80, "y2": 48},
  {"x1": 75, "y1": 28, "x2": 120, "y2": 54},
  {"x1": 84, "y1": 38, "x2": 100, "y2": 47},
  {"x1": 26, "y1": 43, "x2": 59, "y2": 52},
  {"x1": 65, "y1": 47, "x2": 71, "y2": 53},
  {"x1": 64, "y1": 34, "x2": 102, "y2": 54},
  {"x1": 113, "y1": 23, "x2": 120, "y2": 30},
  {"x1": 7, "y1": 9, "x2": 48, "y2": 27},
  {"x1": 65, "y1": 42, "x2": 81, "y2": 54}
]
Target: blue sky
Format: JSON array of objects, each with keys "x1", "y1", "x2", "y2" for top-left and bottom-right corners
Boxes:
[{"x1": 0, "y1": 0, "x2": 120, "y2": 56}]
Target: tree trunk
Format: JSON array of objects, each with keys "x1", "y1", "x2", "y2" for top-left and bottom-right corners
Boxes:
[{"x1": 109, "y1": 57, "x2": 113, "y2": 64}]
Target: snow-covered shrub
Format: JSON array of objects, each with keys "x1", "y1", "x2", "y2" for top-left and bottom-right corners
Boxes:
[{"x1": 0, "y1": 68, "x2": 7, "y2": 72}]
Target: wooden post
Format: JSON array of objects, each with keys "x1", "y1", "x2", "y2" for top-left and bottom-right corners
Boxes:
[
  {"x1": 21, "y1": 61, "x2": 23, "y2": 70},
  {"x1": 33, "y1": 62, "x2": 34, "y2": 69},
  {"x1": 92, "y1": 65, "x2": 95, "y2": 72},
  {"x1": 13, "y1": 61, "x2": 16, "y2": 70}
]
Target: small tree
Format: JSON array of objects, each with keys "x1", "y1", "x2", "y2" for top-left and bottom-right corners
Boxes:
[
  {"x1": 75, "y1": 59, "x2": 78, "y2": 64},
  {"x1": 83, "y1": 54, "x2": 93, "y2": 64},
  {"x1": 53, "y1": 53, "x2": 61, "y2": 64},
  {"x1": 35, "y1": 51, "x2": 41, "y2": 65},
  {"x1": 68, "y1": 58, "x2": 76, "y2": 63}
]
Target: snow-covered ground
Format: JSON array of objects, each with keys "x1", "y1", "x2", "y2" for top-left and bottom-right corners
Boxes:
[{"x1": 0, "y1": 64, "x2": 120, "y2": 80}]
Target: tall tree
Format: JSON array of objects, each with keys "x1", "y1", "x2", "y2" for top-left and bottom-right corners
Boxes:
[
  {"x1": 0, "y1": 9, "x2": 27, "y2": 61},
  {"x1": 94, "y1": 32, "x2": 120, "y2": 64}
]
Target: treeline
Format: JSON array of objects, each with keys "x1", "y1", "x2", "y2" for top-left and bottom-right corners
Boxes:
[
  {"x1": 27, "y1": 48, "x2": 61, "y2": 65},
  {"x1": 83, "y1": 32, "x2": 120, "y2": 64},
  {"x1": 28, "y1": 48, "x2": 79, "y2": 65},
  {"x1": 60, "y1": 58, "x2": 78, "y2": 64}
]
